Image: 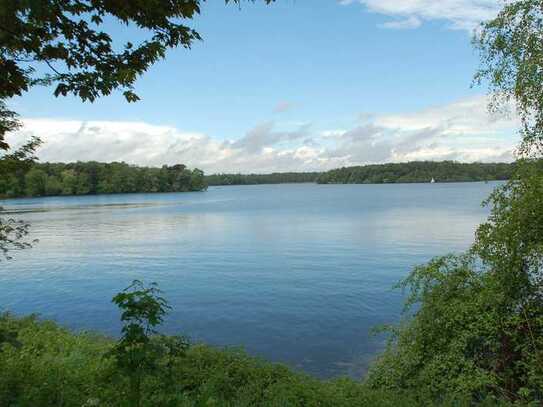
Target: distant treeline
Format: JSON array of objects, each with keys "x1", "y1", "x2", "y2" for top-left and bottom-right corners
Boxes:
[
  {"x1": 0, "y1": 161, "x2": 207, "y2": 198},
  {"x1": 205, "y1": 172, "x2": 321, "y2": 186},
  {"x1": 316, "y1": 161, "x2": 514, "y2": 184},
  {"x1": 0, "y1": 161, "x2": 517, "y2": 199},
  {"x1": 206, "y1": 162, "x2": 514, "y2": 186}
]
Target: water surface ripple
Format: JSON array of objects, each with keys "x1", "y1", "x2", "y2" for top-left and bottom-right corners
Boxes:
[{"x1": 0, "y1": 182, "x2": 499, "y2": 378}]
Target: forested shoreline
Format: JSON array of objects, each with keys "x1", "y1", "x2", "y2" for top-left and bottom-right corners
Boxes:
[
  {"x1": 206, "y1": 161, "x2": 514, "y2": 186},
  {"x1": 0, "y1": 161, "x2": 207, "y2": 199},
  {"x1": 205, "y1": 171, "x2": 320, "y2": 186},
  {"x1": 0, "y1": 161, "x2": 517, "y2": 200},
  {"x1": 316, "y1": 161, "x2": 514, "y2": 184}
]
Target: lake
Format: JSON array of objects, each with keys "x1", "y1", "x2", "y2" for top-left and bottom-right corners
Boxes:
[{"x1": 0, "y1": 182, "x2": 499, "y2": 378}]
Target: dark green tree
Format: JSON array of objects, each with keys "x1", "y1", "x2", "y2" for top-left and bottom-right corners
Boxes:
[
  {"x1": 109, "y1": 280, "x2": 188, "y2": 407},
  {"x1": 24, "y1": 168, "x2": 47, "y2": 196},
  {"x1": 60, "y1": 169, "x2": 78, "y2": 195},
  {"x1": 75, "y1": 172, "x2": 90, "y2": 195},
  {"x1": 45, "y1": 175, "x2": 62, "y2": 196},
  {"x1": 190, "y1": 168, "x2": 206, "y2": 191}
]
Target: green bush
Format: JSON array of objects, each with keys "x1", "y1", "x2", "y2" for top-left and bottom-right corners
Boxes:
[
  {"x1": 0, "y1": 312, "x2": 423, "y2": 407},
  {"x1": 366, "y1": 161, "x2": 543, "y2": 405}
]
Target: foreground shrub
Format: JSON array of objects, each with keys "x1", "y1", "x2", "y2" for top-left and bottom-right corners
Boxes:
[
  {"x1": 0, "y1": 312, "x2": 427, "y2": 406},
  {"x1": 366, "y1": 162, "x2": 543, "y2": 405}
]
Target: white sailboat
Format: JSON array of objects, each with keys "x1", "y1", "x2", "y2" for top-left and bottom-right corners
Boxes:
[{"x1": 430, "y1": 177, "x2": 436, "y2": 183}]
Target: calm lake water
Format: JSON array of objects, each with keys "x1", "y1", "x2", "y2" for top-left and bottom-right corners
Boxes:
[{"x1": 0, "y1": 182, "x2": 500, "y2": 378}]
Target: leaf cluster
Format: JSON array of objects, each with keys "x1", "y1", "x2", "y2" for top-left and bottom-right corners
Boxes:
[
  {"x1": 474, "y1": 0, "x2": 543, "y2": 156},
  {"x1": 0, "y1": 0, "x2": 205, "y2": 103}
]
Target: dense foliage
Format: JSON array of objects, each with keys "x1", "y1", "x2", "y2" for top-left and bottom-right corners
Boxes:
[
  {"x1": 0, "y1": 313, "x2": 413, "y2": 407},
  {"x1": 0, "y1": 293, "x2": 515, "y2": 406},
  {"x1": 0, "y1": 161, "x2": 207, "y2": 198},
  {"x1": 316, "y1": 161, "x2": 513, "y2": 184},
  {"x1": 206, "y1": 172, "x2": 320, "y2": 186}
]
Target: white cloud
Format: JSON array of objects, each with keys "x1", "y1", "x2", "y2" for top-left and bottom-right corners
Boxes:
[
  {"x1": 375, "y1": 95, "x2": 518, "y2": 135},
  {"x1": 6, "y1": 95, "x2": 518, "y2": 174},
  {"x1": 341, "y1": 0, "x2": 505, "y2": 31},
  {"x1": 230, "y1": 122, "x2": 310, "y2": 153},
  {"x1": 379, "y1": 16, "x2": 422, "y2": 30}
]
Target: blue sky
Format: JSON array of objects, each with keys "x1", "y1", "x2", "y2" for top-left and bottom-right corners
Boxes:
[{"x1": 9, "y1": 0, "x2": 519, "y2": 173}]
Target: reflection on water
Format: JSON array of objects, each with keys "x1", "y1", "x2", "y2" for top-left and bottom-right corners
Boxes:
[
  {"x1": 0, "y1": 182, "x2": 499, "y2": 378},
  {"x1": 1, "y1": 201, "x2": 180, "y2": 215}
]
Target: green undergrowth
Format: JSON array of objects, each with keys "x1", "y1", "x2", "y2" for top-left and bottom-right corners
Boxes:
[{"x1": 0, "y1": 313, "x2": 514, "y2": 407}]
